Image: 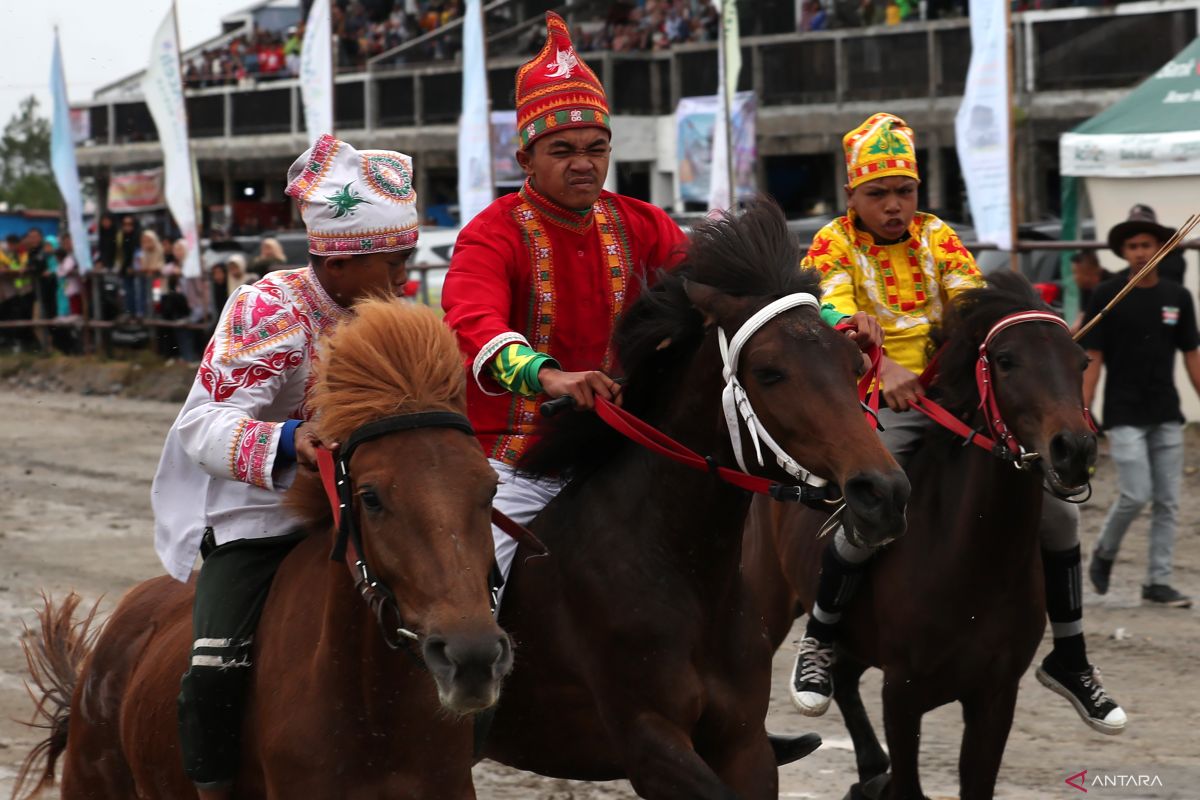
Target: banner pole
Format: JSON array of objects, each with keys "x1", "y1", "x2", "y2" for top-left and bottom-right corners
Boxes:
[
  {"x1": 171, "y1": 0, "x2": 203, "y2": 246},
  {"x1": 1006, "y1": 2, "x2": 1019, "y2": 272}
]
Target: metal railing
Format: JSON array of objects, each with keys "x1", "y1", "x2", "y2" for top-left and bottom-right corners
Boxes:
[
  {"x1": 72, "y1": 0, "x2": 1200, "y2": 149},
  {"x1": 7, "y1": 240, "x2": 1199, "y2": 359}
]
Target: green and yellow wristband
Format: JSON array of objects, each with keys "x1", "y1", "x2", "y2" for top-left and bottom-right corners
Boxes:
[{"x1": 489, "y1": 343, "x2": 560, "y2": 397}]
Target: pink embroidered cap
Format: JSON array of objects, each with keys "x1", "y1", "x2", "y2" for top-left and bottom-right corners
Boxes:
[{"x1": 285, "y1": 134, "x2": 419, "y2": 256}]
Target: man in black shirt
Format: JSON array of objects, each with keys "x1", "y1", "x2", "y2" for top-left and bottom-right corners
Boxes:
[{"x1": 1082, "y1": 207, "x2": 1200, "y2": 608}]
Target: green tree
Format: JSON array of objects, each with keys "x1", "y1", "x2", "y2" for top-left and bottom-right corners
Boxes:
[{"x1": 0, "y1": 95, "x2": 61, "y2": 210}]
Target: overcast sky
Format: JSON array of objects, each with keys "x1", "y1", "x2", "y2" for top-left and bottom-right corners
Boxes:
[{"x1": 1, "y1": 0, "x2": 257, "y2": 128}]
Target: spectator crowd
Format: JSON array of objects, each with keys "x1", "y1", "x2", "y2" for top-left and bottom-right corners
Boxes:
[
  {"x1": 0, "y1": 216, "x2": 290, "y2": 361},
  {"x1": 171, "y1": 0, "x2": 1139, "y2": 83},
  {"x1": 183, "y1": 0, "x2": 465, "y2": 87}
]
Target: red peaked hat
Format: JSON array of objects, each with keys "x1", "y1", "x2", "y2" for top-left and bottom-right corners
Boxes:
[{"x1": 515, "y1": 12, "x2": 610, "y2": 149}]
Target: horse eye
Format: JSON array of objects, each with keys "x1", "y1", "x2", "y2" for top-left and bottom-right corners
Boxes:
[
  {"x1": 994, "y1": 353, "x2": 1015, "y2": 371},
  {"x1": 753, "y1": 368, "x2": 786, "y2": 386},
  {"x1": 359, "y1": 488, "x2": 384, "y2": 513}
]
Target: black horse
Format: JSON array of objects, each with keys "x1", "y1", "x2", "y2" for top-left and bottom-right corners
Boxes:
[
  {"x1": 480, "y1": 202, "x2": 910, "y2": 799},
  {"x1": 744, "y1": 272, "x2": 1098, "y2": 800}
]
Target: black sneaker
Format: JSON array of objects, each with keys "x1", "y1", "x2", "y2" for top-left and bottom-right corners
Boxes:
[
  {"x1": 790, "y1": 637, "x2": 834, "y2": 717},
  {"x1": 1142, "y1": 584, "x2": 1193, "y2": 608},
  {"x1": 1089, "y1": 552, "x2": 1114, "y2": 595},
  {"x1": 1035, "y1": 655, "x2": 1126, "y2": 735}
]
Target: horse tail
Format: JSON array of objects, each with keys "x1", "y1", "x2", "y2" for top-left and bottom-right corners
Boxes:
[{"x1": 11, "y1": 592, "x2": 102, "y2": 800}]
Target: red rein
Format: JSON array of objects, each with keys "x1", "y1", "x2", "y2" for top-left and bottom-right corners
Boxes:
[
  {"x1": 909, "y1": 311, "x2": 1095, "y2": 459},
  {"x1": 585, "y1": 323, "x2": 884, "y2": 503}
]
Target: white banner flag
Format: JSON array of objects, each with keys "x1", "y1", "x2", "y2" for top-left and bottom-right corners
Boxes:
[
  {"x1": 300, "y1": 0, "x2": 334, "y2": 144},
  {"x1": 708, "y1": 0, "x2": 741, "y2": 211},
  {"x1": 955, "y1": 0, "x2": 1012, "y2": 250},
  {"x1": 457, "y1": 0, "x2": 492, "y2": 225},
  {"x1": 50, "y1": 30, "x2": 93, "y2": 273},
  {"x1": 143, "y1": 6, "x2": 201, "y2": 278}
]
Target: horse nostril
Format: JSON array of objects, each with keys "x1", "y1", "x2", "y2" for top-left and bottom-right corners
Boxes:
[
  {"x1": 1050, "y1": 433, "x2": 1071, "y2": 467},
  {"x1": 844, "y1": 475, "x2": 883, "y2": 514},
  {"x1": 422, "y1": 635, "x2": 451, "y2": 674},
  {"x1": 495, "y1": 634, "x2": 513, "y2": 673},
  {"x1": 1051, "y1": 431, "x2": 1093, "y2": 467}
]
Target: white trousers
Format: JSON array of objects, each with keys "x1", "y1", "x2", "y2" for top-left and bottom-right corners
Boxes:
[{"x1": 490, "y1": 459, "x2": 564, "y2": 604}]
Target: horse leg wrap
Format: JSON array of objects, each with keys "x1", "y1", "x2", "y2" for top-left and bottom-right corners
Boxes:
[
  {"x1": 1043, "y1": 545, "x2": 1088, "y2": 671},
  {"x1": 178, "y1": 637, "x2": 254, "y2": 787},
  {"x1": 806, "y1": 534, "x2": 872, "y2": 643}
]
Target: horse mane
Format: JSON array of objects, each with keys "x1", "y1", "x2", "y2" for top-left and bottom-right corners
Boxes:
[
  {"x1": 519, "y1": 199, "x2": 821, "y2": 479},
  {"x1": 927, "y1": 270, "x2": 1051, "y2": 414},
  {"x1": 287, "y1": 296, "x2": 467, "y2": 529}
]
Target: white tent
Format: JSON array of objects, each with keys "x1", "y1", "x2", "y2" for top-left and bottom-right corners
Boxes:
[{"x1": 1060, "y1": 38, "x2": 1200, "y2": 420}]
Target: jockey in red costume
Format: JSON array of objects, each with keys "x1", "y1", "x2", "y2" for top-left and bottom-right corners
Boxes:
[
  {"x1": 443, "y1": 12, "x2": 687, "y2": 595},
  {"x1": 153, "y1": 135, "x2": 418, "y2": 800}
]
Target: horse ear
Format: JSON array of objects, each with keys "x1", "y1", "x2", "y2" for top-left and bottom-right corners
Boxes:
[{"x1": 684, "y1": 280, "x2": 733, "y2": 326}]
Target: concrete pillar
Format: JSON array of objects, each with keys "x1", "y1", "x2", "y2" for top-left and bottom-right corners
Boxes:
[
  {"x1": 416, "y1": 156, "x2": 430, "y2": 223},
  {"x1": 362, "y1": 74, "x2": 376, "y2": 133},
  {"x1": 834, "y1": 36, "x2": 847, "y2": 104},
  {"x1": 924, "y1": 132, "x2": 945, "y2": 212},
  {"x1": 414, "y1": 74, "x2": 425, "y2": 127}
]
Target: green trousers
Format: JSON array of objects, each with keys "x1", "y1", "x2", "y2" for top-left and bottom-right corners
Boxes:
[{"x1": 178, "y1": 528, "x2": 304, "y2": 788}]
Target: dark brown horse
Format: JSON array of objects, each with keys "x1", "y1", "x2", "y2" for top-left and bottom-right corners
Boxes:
[
  {"x1": 480, "y1": 203, "x2": 910, "y2": 799},
  {"x1": 744, "y1": 273, "x2": 1098, "y2": 800},
  {"x1": 15, "y1": 299, "x2": 511, "y2": 800}
]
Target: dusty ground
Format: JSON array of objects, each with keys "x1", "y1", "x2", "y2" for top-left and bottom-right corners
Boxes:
[{"x1": 0, "y1": 388, "x2": 1197, "y2": 799}]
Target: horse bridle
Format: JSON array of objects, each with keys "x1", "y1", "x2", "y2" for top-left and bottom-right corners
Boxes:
[
  {"x1": 976, "y1": 311, "x2": 1097, "y2": 467},
  {"x1": 914, "y1": 310, "x2": 1097, "y2": 499},
  {"x1": 717, "y1": 292, "x2": 840, "y2": 501},
  {"x1": 317, "y1": 411, "x2": 502, "y2": 652}
]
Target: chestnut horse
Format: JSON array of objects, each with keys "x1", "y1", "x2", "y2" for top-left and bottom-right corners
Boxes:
[
  {"x1": 480, "y1": 203, "x2": 910, "y2": 799},
  {"x1": 15, "y1": 299, "x2": 511, "y2": 800},
  {"x1": 744, "y1": 273, "x2": 1098, "y2": 800}
]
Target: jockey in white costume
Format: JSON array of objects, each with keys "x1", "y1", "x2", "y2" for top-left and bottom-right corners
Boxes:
[{"x1": 151, "y1": 134, "x2": 419, "y2": 800}]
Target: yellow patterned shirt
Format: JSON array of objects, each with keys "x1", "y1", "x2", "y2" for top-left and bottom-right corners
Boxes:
[{"x1": 803, "y1": 212, "x2": 983, "y2": 375}]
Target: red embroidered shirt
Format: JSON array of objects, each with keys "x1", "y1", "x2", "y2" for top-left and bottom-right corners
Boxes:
[{"x1": 443, "y1": 180, "x2": 686, "y2": 465}]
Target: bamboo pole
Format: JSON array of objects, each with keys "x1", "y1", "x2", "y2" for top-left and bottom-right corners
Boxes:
[{"x1": 1074, "y1": 213, "x2": 1200, "y2": 343}]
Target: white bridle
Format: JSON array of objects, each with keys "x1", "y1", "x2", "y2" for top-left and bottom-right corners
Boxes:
[{"x1": 717, "y1": 293, "x2": 828, "y2": 489}]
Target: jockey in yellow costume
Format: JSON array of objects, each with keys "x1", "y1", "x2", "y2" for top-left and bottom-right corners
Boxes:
[{"x1": 791, "y1": 113, "x2": 1126, "y2": 736}]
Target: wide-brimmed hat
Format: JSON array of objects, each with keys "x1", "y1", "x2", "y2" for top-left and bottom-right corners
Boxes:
[{"x1": 1107, "y1": 204, "x2": 1175, "y2": 258}]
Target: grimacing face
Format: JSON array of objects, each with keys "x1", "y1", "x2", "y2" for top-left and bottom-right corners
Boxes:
[
  {"x1": 517, "y1": 127, "x2": 611, "y2": 211},
  {"x1": 846, "y1": 175, "x2": 919, "y2": 243}
]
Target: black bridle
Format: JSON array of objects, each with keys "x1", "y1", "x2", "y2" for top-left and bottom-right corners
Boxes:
[{"x1": 317, "y1": 411, "x2": 504, "y2": 652}]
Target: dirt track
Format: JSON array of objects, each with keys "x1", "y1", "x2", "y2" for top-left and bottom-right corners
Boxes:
[{"x1": 1, "y1": 389, "x2": 1197, "y2": 799}]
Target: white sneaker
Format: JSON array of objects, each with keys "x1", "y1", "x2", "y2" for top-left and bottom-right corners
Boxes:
[{"x1": 790, "y1": 636, "x2": 835, "y2": 717}]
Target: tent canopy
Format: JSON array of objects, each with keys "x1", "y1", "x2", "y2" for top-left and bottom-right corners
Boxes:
[{"x1": 1061, "y1": 36, "x2": 1200, "y2": 178}]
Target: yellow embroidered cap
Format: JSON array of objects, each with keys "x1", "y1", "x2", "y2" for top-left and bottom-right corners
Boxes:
[{"x1": 843, "y1": 113, "x2": 919, "y2": 190}]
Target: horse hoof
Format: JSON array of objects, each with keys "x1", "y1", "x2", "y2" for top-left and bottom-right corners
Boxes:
[{"x1": 768, "y1": 732, "x2": 822, "y2": 766}]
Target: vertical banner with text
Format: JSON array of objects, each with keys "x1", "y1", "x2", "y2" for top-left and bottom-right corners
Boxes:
[
  {"x1": 955, "y1": 0, "x2": 1012, "y2": 250},
  {"x1": 457, "y1": 0, "x2": 493, "y2": 226},
  {"x1": 708, "y1": 0, "x2": 741, "y2": 211},
  {"x1": 50, "y1": 30, "x2": 93, "y2": 272},
  {"x1": 677, "y1": 93, "x2": 757, "y2": 205},
  {"x1": 142, "y1": 5, "x2": 201, "y2": 277},
  {"x1": 300, "y1": 0, "x2": 334, "y2": 144}
]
